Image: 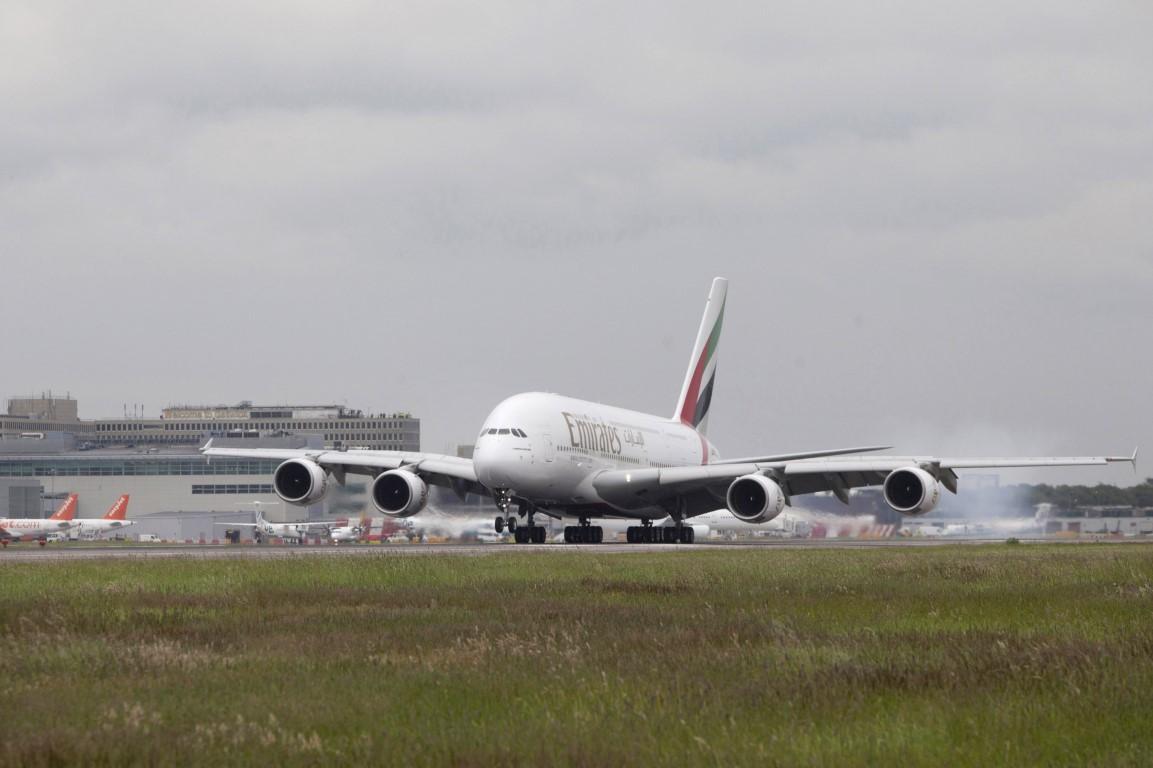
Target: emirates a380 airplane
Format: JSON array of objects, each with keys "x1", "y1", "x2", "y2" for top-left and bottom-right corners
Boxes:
[{"x1": 203, "y1": 278, "x2": 1135, "y2": 544}]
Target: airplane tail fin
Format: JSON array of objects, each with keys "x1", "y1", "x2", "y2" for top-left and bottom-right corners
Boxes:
[
  {"x1": 103, "y1": 495, "x2": 130, "y2": 520},
  {"x1": 673, "y1": 277, "x2": 728, "y2": 436},
  {"x1": 49, "y1": 494, "x2": 78, "y2": 521}
]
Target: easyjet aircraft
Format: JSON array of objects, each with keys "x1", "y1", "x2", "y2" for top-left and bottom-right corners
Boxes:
[
  {"x1": 71, "y1": 495, "x2": 136, "y2": 538},
  {"x1": 0, "y1": 494, "x2": 77, "y2": 546},
  {"x1": 203, "y1": 278, "x2": 1135, "y2": 545}
]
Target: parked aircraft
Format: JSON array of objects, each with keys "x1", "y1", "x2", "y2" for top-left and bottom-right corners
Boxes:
[
  {"x1": 203, "y1": 278, "x2": 1135, "y2": 545},
  {"x1": 329, "y1": 515, "x2": 371, "y2": 544},
  {"x1": 71, "y1": 495, "x2": 136, "y2": 538},
  {"x1": 0, "y1": 494, "x2": 78, "y2": 546},
  {"x1": 215, "y1": 506, "x2": 341, "y2": 544}
]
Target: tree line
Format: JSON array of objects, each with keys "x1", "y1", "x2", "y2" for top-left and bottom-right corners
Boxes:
[{"x1": 1023, "y1": 478, "x2": 1153, "y2": 509}]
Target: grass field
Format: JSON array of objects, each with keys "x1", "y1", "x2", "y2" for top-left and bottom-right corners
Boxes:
[{"x1": 2, "y1": 544, "x2": 1152, "y2": 766}]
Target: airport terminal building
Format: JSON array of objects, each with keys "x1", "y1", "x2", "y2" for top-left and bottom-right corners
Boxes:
[
  {"x1": 1, "y1": 395, "x2": 418, "y2": 451},
  {"x1": 0, "y1": 395, "x2": 412, "y2": 531}
]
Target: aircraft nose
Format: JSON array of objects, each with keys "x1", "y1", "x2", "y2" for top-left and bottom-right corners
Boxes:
[
  {"x1": 475, "y1": 435, "x2": 511, "y2": 484},
  {"x1": 475, "y1": 439, "x2": 518, "y2": 488}
]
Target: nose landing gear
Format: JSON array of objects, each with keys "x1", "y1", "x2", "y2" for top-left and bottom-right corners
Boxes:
[
  {"x1": 493, "y1": 492, "x2": 546, "y2": 543},
  {"x1": 493, "y1": 488, "x2": 513, "y2": 513}
]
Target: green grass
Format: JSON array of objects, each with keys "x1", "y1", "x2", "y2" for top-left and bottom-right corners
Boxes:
[{"x1": 2, "y1": 544, "x2": 1152, "y2": 766}]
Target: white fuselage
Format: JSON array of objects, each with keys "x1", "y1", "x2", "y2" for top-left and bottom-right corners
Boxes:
[
  {"x1": 329, "y1": 526, "x2": 362, "y2": 543},
  {"x1": 72, "y1": 520, "x2": 136, "y2": 537},
  {"x1": 261, "y1": 521, "x2": 310, "y2": 541},
  {"x1": 0, "y1": 518, "x2": 72, "y2": 540},
  {"x1": 472, "y1": 392, "x2": 719, "y2": 516}
]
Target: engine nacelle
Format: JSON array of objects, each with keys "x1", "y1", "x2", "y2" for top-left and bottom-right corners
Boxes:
[
  {"x1": 273, "y1": 459, "x2": 329, "y2": 505},
  {"x1": 371, "y1": 470, "x2": 429, "y2": 517},
  {"x1": 883, "y1": 466, "x2": 941, "y2": 515},
  {"x1": 726, "y1": 474, "x2": 787, "y2": 524}
]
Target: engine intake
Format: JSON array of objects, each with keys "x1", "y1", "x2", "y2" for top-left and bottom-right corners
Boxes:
[
  {"x1": 883, "y1": 467, "x2": 940, "y2": 515},
  {"x1": 273, "y1": 459, "x2": 329, "y2": 505},
  {"x1": 726, "y1": 474, "x2": 786, "y2": 524},
  {"x1": 372, "y1": 470, "x2": 429, "y2": 517}
]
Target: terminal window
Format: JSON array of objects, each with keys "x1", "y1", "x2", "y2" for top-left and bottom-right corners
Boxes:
[{"x1": 191, "y1": 484, "x2": 274, "y2": 495}]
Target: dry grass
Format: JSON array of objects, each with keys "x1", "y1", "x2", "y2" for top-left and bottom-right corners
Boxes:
[{"x1": 1, "y1": 544, "x2": 1152, "y2": 766}]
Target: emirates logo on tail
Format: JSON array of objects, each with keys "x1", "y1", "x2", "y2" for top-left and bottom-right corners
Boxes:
[{"x1": 674, "y1": 278, "x2": 727, "y2": 436}]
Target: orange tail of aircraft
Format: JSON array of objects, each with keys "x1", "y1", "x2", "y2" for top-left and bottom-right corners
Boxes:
[
  {"x1": 103, "y1": 495, "x2": 130, "y2": 520},
  {"x1": 49, "y1": 494, "x2": 78, "y2": 521}
]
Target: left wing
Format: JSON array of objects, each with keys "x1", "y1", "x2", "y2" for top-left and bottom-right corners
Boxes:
[
  {"x1": 594, "y1": 451, "x2": 1137, "y2": 511},
  {"x1": 201, "y1": 441, "x2": 485, "y2": 497}
]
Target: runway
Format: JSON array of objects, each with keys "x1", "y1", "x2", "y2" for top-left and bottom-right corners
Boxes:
[{"x1": 0, "y1": 536, "x2": 1144, "y2": 561}]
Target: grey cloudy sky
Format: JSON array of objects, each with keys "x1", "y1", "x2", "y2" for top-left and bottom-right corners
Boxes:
[{"x1": 2, "y1": 0, "x2": 1150, "y2": 484}]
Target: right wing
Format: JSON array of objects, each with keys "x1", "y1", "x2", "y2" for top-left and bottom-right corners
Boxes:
[
  {"x1": 201, "y1": 441, "x2": 486, "y2": 497},
  {"x1": 594, "y1": 451, "x2": 1136, "y2": 513}
]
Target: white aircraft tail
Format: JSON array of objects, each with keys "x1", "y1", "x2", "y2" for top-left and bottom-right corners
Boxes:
[{"x1": 673, "y1": 277, "x2": 727, "y2": 436}]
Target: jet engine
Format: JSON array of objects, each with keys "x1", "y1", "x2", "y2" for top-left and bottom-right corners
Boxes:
[
  {"x1": 725, "y1": 474, "x2": 787, "y2": 524},
  {"x1": 273, "y1": 459, "x2": 329, "y2": 505},
  {"x1": 371, "y1": 470, "x2": 429, "y2": 517},
  {"x1": 882, "y1": 467, "x2": 941, "y2": 515}
]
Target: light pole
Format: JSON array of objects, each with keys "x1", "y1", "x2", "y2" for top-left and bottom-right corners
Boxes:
[{"x1": 48, "y1": 468, "x2": 56, "y2": 518}]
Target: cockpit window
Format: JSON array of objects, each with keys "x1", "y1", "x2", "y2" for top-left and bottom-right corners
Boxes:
[
  {"x1": 497, "y1": 428, "x2": 511, "y2": 435},
  {"x1": 486, "y1": 429, "x2": 497, "y2": 435},
  {"x1": 513, "y1": 429, "x2": 527, "y2": 437}
]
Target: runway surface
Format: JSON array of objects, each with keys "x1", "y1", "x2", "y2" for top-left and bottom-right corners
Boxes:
[{"x1": 1, "y1": 537, "x2": 1145, "y2": 561}]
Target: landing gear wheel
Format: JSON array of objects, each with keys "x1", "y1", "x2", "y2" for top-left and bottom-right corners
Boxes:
[
  {"x1": 627, "y1": 526, "x2": 653, "y2": 544},
  {"x1": 532, "y1": 526, "x2": 546, "y2": 544},
  {"x1": 507, "y1": 517, "x2": 517, "y2": 533},
  {"x1": 494, "y1": 516, "x2": 505, "y2": 534}
]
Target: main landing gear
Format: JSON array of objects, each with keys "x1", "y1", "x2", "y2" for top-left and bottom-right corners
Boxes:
[
  {"x1": 514, "y1": 525, "x2": 547, "y2": 544},
  {"x1": 626, "y1": 520, "x2": 695, "y2": 544},
  {"x1": 563, "y1": 518, "x2": 603, "y2": 544}
]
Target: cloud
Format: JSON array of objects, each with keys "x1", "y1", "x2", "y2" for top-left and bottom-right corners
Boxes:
[{"x1": 0, "y1": 0, "x2": 1149, "y2": 484}]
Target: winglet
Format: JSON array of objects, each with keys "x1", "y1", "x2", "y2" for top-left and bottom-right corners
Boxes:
[
  {"x1": 1104, "y1": 448, "x2": 1139, "y2": 473},
  {"x1": 201, "y1": 438, "x2": 214, "y2": 452}
]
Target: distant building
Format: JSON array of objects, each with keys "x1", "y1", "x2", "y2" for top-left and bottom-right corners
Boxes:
[
  {"x1": 0, "y1": 394, "x2": 420, "y2": 522},
  {"x1": 6, "y1": 393, "x2": 79, "y2": 423},
  {"x1": 1, "y1": 396, "x2": 419, "y2": 452}
]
